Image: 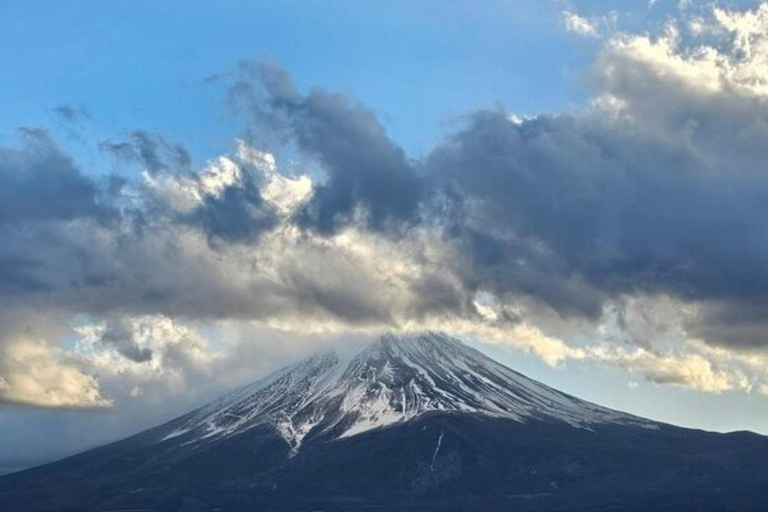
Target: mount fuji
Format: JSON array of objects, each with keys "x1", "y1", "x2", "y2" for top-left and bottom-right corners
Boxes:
[{"x1": 2, "y1": 332, "x2": 768, "y2": 511}]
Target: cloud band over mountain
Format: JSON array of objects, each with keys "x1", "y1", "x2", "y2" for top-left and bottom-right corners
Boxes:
[{"x1": 3, "y1": 4, "x2": 768, "y2": 410}]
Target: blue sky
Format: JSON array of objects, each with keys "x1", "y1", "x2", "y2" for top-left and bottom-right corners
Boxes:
[
  {"x1": 4, "y1": 0, "x2": 768, "y2": 474},
  {"x1": 0, "y1": 0, "x2": 595, "y2": 160}
]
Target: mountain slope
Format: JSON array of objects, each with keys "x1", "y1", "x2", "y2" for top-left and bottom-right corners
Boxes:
[
  {"x1": 165, "y1": 332, "x2": 653, "y2": 451},
  {"x1": 2, "y1": 332, "x2": 768, "y2": 512}
]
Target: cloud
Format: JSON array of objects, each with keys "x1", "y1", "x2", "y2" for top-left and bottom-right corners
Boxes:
[
  {"x1": 423, "y1": 5, "x2": 768, "y2": 349},
  {"x1": 0, "y1": 128, "x2": 114, "y2": 225},
  {"x1": 589, "y1": 344, "x2": 748, "y2": 393},
  {"x1": 98, "y1": 318, "x2": 154, "y2": 363},
  {"x1": 52, "y1": 104, "x2": 89, "y2": 122},
  {"x1": 183, "y1": 168, "x2": 277, "y2": 244},
  {"x1": 562, "y1": 11, "x2": 599, "y2": 37},
  {"x1": 232, "y1": 61, "x2": 426, "y2": 235},
  {"x1": 0, "y1": 311, "x2": 110, "y2": 409},
  {"x1": 72, "y1": 315, "x2": 219, "y2": 403},
  {"x1": 100, "y1": 130, "x2": 192, "y2": 175},
  {"x1": 7, "y1": 3, "x2": 768, "y2": 411},
  {"x1": 0, "y1": 339, "x2": 110, "y2": 409},
  {"x1": 141, "y1": 140, "x2": 282, "y2": 244}
]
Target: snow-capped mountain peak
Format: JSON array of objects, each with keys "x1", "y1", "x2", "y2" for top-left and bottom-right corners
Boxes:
[{"x1": 164, "y1": 332, "x2": 653, "y2": 452}]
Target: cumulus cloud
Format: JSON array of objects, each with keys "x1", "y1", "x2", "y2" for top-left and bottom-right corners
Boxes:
[
  {"x1": 0, "y1": 339, "x2": 110, "y2": 408},
  {"x1": 0, "y1": 311, "x2": 111, "y2": 408},
  {"x1": 72, "y1": 315, "x2": 219, "y2": 402}
]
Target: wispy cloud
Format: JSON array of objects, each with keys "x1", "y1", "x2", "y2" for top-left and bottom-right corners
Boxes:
[{"x1": 562, "y1": 11, "x2": 600, "y2": 37}]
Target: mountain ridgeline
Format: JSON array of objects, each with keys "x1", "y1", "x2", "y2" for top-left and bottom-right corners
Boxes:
[{"x1": 2, "y1": 332, "x2": 768, "y2": 511}]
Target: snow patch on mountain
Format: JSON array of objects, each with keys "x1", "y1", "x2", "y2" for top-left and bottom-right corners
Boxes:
[{"x1": 163, "y1": 332, "x2": 655, "y2": 451}]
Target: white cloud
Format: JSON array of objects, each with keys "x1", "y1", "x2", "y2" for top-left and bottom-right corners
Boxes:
[
  {"x1": 143, "y1": 154, "x2": 243, "y2": 213},
  {"x1": 597, "y1": 3, "x2": 768, "y2": 101},
  {"x1": 0, "y1": 338, "x2": 110, "y2": 409},
  {"x1": 235, "y1": 141, "x2": 312, "y2": 215},
  {"x1": 0, "y1": 310, "x2": 111, "y2": 409},
  {"x1": 72, "y1": 315, "x2": 219, "y2": 402},
  {"x1": 588, "y1": 344, "x2": 748, "y2": 393},
  {"x1": 562, "y1": 11, "x2": 599, "y2": 37}
]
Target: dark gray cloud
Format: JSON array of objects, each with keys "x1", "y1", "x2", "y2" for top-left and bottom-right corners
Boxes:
[
  {"x1": 426, "y1": 110, "x2": 768, "y2": 332},
  {"x1": 184, "y1": 173, "x2": 277, "y2": 244},
  {"x1": 0, "y1": 128, "x2": 114, "y2": 225},
  {"x1": 99, "y1": 318, "x2": 153, "y2": 363},
  {"x1": 200, "y1": 72, "x2": 230, "y2": 84},
  {"x1": 100, "y1": 130, "x2": 192, "y2": 175},
  {"x1": 233, "y1": 61, "x2": 425, "y2": 235},
  {"x1": 98, "y1": 128, "x2": 277, "y2": 243},
  {"x1": 688, "y1": 301, "x2": 768, "y2": 350},
  {"x1": 52, "y1": 104, "x2": 89, "y2": 123},
  {"x1": 406, "y1": 272, "x2": 468, "y2": 321},
  {"x1": 0, "y1": 131, "x2": 275, "y2": 319}
]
